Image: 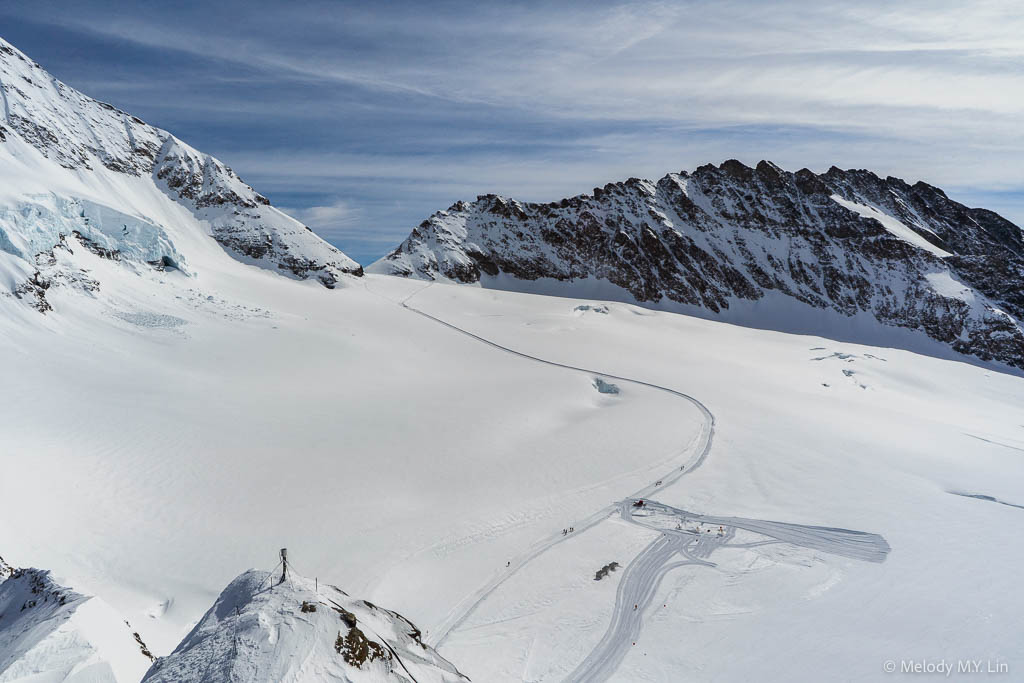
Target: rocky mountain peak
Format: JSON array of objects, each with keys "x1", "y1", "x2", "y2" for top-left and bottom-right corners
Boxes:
[
  {"x1": 370, "y1": 161, "x2": 1024, "y2": 372},
  {"x1": 0, "y1": 35, "x2": 361, "y2": 307},
  {"x1": 143, "y1": 570, "x2": 467, "y2": 683}
]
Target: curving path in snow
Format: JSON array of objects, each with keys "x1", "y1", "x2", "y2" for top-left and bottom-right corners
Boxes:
[
  {"x1": 394, "y1": 284, "x2": 716, "y2": 651},
  {"x1": 389, "y1": 283, "x2": 892, "y2": 682},
  {"x1": 564, "y1": 499, "x2": 892, "y2": 680},
  {"x1": 564, "y1": 533, "x2": 716, "y2": 683}
]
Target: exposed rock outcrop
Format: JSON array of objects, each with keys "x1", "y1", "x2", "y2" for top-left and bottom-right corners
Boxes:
[
  {"x1": 372, "y1": 160, "x2": 1024, "y2": 370},
  {"x1": 0, "y1": 36, "x2": 361, "y2": 298},
  {"x1": 143, "y1": 570, "x2": 467, "y2": 683}
]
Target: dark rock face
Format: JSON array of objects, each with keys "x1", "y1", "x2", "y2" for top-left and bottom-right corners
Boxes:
[
  {"x1": 149, "y1": 137, "x2": 363, "y2": 283},
  {"x1": 372, "y1": 160, "x2": 1024, "y2": 370},
  {"x1": 334, "y1": 626, "x2": 388, "y2": 667},
  {"x1": 12, "y1": 270, "x2": 52, "y2": 313},
  {"x1": 71, "y1": 230, "x2": 121, "y2": 260}
]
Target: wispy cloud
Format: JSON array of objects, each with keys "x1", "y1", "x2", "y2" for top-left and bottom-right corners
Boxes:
[
  {"x1": 276, "y1": 199, "x2": 379, "y2": 242},
  {"x1": 1, "y1": 0, "x2": 1022, "y2": 264}
]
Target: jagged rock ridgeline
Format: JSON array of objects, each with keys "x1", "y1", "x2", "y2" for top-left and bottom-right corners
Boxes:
[
  {"x1": 0, "y1": 36, "x2": 362, "y2": 296},
  {"x1": 371, "y1": 160, "x2": 1024, "y2": 370}
]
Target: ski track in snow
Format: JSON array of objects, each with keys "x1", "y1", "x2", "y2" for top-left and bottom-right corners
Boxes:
[
  {"x1": 568, "y1": 501, "x2": 890, "y2": 681},
  {"x1": 564, "y1": 533, "x2": 719, "y2": 683},
  {"x1": 627, "y1": 501, "x2": 891, "y2": 564},
  {"x1": 387, "y1": 283, "x2": 890, "y2": 682},
  {"x1": 389, "y1": 283, "x2": 715, "y2": 655},
  {"x1": 949, "y1": 491, "x2": 1024, "y2": 511},
  {"x1": 963, "y1": 432, "x2": 1024, "y2": 453}
]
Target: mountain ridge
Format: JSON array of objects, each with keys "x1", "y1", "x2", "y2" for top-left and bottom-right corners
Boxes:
[
  {"x1": 0, "y1": 35, "x2": 362, "y2": 308},
  {"x1": 0, "y1": 563, "x2": 154, "y2": 682},
  {"x1": 370, "y1": 159, "x2": 1024, "y2": 370},
  {"x1": 142, "y1": 569, "x2": 467, "y2": 683}
]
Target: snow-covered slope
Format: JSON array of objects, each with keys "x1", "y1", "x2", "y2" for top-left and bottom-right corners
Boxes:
[
  {"x1": 0, "y1": 35, "x2": 361, "y2": 307},
  {"x1": 0, "y1": 564, "x2": 153, "y2": 682},
  {"x1": 371, "y1": 160, "x2": 1024, "y2": 370},
  {"x1": 391, "y1": 281, "x2": 1024, "y2": 682},
  {"x1": 2, "y1": 265, "x2": 1022, "y2": 681},
  {"x1": 143, "y1": 570, "x2": 465, "y2": 683}
]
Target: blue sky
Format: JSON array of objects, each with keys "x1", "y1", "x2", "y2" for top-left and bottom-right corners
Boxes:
[{"x1": 2, "y1": 1, "x2": 1022, "y2": 265}]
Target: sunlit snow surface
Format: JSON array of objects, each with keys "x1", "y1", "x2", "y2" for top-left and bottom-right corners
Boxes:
[
  {"x1": 0, "y1": 568, "x2": 152, "y2": 682},
  {"x1": 830, "y1": 194, "x2": 952, "y2": 258},
  {"x1": 2, "y1": 268, "x2": 1023, "y2": 681}
]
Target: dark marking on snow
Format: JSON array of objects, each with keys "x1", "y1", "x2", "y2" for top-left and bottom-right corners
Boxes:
[{"x1": 949, "y1": 491, "x2": 1024, "y2": 511}]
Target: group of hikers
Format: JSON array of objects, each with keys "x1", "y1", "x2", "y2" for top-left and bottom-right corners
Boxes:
[{"x1": 561, "y1": 526, "x2": 574, "y2": 535}]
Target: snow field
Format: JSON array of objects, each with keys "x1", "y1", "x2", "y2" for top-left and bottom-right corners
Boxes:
[
  {"x1": 0, "y1": 269, "x2": 695, "y2": 662},
  {"x1": 404, "y1": 281, "x2": 1024, "y2": 681}
]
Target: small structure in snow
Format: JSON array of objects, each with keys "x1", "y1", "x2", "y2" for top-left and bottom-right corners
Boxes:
[
  {"x1": 594, "y1": 562, "x2": 621, "y2": 581},
  {"x1": 593, "y1": 378, "x2": 620, "y2": 395}
]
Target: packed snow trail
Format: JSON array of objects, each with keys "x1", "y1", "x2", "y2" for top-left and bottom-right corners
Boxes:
[
  {"x1": 624, "y1": 500, "x2": 891, "y2": 563},
  {"x1": 393, "y1": 284, "x2": 716, "y2": 650},
  {"x1": 567, "y1": 501, "x2": 890, "y2": 681},
  {"x1": 388, "y1": 283, "x2": 894, "y2": 681},
  {"x1": 564, "y1": 534, "x2": 716, "y2": 683}
]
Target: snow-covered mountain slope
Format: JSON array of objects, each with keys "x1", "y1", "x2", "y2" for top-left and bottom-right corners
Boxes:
[
  {"x1": 0, "y1": 564, "x2": 153, "y2": 682},
  {"x1": 370, "y1": 160, "x2": 1024, "y2": 370},
  {"x1": 143, "y1": 570, "x2": 466, "y2": 683},
  {"x1": 0, "y1": 36, "x2": 361, "y2": 307},
  {"x1": 1, "y1": 266, "x2": 1022, "y2": 681}
]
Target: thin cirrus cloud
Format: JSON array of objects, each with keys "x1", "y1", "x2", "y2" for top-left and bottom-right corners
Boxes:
[
  {"x1": 276, "y1": 200, "x2": 396, "y2": 246},
  {"x1": 0, "y1": 0, "x2": 1021, "y2": 265}
]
